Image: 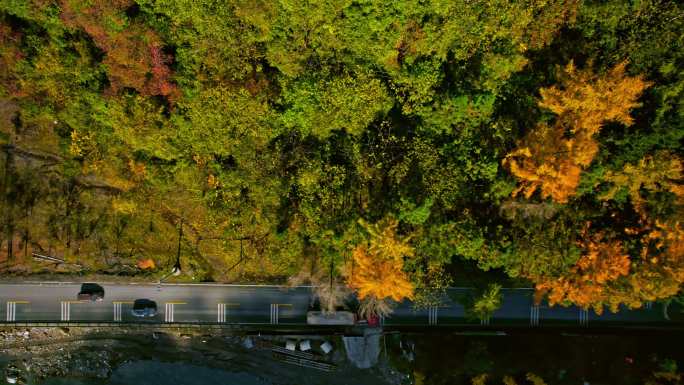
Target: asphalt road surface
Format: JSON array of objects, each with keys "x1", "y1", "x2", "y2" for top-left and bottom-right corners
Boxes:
[{"x1": 0, "y1": 283, "x2": 672, "y2": 327}]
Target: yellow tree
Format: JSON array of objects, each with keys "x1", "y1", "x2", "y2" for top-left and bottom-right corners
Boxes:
[
  {"x1": 525, "y1": 373, "x2": 548, "y2": 385},
  {"x1": 617, "y1": 220, "x2": 684, "y2": 307},
  {"x1": 504, "y1": 123, "x2": 582, "y2": 202},
  {"x1": 504, "y1": 61, "x2": 651, "y2": 203},
  {"x1": 348, "y1": 245, "x2": 414, "y2": 302},
  {"x1": 601, "y1": 151, "x2": 684, "y2": 213},
  {"x1": 346, "y1": 218, "x2": 415, "y2": 316},
  {"x1": 596, "y1": 152, "x2": 683, "y2": 309},
  {"x1": 471, "y1": 374, "x2": 489, "y2": 385}
]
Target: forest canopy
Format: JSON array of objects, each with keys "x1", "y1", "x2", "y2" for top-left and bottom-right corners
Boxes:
[{"x1": 0, "y1": 0, "x2": 682, "y2": 314}]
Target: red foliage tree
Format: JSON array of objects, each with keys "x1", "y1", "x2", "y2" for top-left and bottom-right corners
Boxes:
[
  {"x1": 59, "y1": 0, "x2": 178, "y2": 101},
  {"x1": 0, "y1": 22, "x2": 24, "y2": 96}
]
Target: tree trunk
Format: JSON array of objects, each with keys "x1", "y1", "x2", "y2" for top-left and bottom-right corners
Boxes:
[
  {"x1": 23, "y1": 206, "x2": 30, "y2": 257},
  {"x1": 3, "y1": 146, "x2": 14, "y2": 261}
]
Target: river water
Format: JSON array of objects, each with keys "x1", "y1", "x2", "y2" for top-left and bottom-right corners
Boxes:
[{"x1": 37, "y1": 361, "x2": 270, "y2": 385}]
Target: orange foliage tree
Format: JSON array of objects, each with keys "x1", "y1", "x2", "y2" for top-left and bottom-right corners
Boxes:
[
  {"x1": 535, "y1": 228, "x2": 631, "y2": 313},
  {"x1": 534, "y1": 149, "x2": 684, "y2": 312},
  {"x1": 535, "y1": 219, "x2": 684, "y2": 313},
  {"x1": 504, "y1": 61, "x2": 651, "y2": 203},
  {"x1": 137, "y1": 258, "x2": 156, "y2": 270},
  {"x1": 346, "y1": 218, "x2": 415, "y2": 303}
]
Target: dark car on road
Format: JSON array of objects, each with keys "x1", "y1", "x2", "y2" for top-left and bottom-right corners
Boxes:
[
  {"x1": 131, "y1": 299, "x2": 157, "y2": 318},
  {"x1": 77, "y1": 283, "x2": 105, "y2": 302}
]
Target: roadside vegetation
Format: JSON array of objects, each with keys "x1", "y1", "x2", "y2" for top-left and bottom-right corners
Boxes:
[{"x1": 0, "y1": 0, "x2": 682, "y2": 316}]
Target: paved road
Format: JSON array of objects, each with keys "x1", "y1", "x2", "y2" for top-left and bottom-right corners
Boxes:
[
  {"x1": 0, "y1": 283, "x2": 672, "y2": 327},
  {"x1": 0, "y1": 283, "x2": 311, "y2": 325}
]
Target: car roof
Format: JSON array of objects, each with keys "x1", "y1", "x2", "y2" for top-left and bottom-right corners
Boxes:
[
  {"x1": 133, "y1": 299, "x2": 156, "y2": 307},
  {"x1": 80, "y1": 283, "x2": 104, "y2": 291}
]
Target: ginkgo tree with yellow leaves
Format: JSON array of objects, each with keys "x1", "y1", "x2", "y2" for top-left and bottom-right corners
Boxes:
[
  {"x1": 345, "y1": 218, "x2": 416, "y2": 318},
  {"x1": 504, "y1": 61, "x2": 651, "y2": 203}
]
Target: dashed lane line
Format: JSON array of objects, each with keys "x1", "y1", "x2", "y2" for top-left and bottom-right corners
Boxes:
[
  {"x1": 530, "y1": 305, "x2": 540, "y2": 327},
  {"x1": 217, "y1": 303, "x2": 240, "y2": 323},
  {"x1": 428, "y1": 306, "x2": 439, "y2": 326},
  {"x1": 112, "y1": 301, "x2": 134, "y2": 322},
  {"x1": 270, "y1": 303, "x2": 292, "y2": 325},
  {"x1": 579, "y1": 308, "x2": 589, "y2": 327},
  {"x1": 60, "y1": 301, "x2": 70, "y2": 321},
  {"x1": 165, "y1": 302, "x2": 187, "y2": 323},
  {"x1": 5, "y1": 301, "x2": 29, "y2": 322}
]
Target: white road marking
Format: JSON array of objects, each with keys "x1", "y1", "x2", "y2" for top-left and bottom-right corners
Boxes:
[
  {"x1": 269, "y1": 304, "x2": 292, "y2": 325},
  {"x1": 217, "y1": 303, "x2": 225, "y2": 323},
  {"x1": 530, "y1": 305, "x2": 540, "y2": 327},
  {"x1": 270, "y1": 304, "x2": 278, "y2": 325},
  {"x1": 579, "y1": 308, "x2": 589, "y2": 326},
  {"x1": 163, "y1": 302, "x2": 186, "y2": 322},
  {"x1": 5, "y1": 301, "x2": 29, "y2": 321},
  {"x1": 114, "y1": 303, "x2": 122, "y2": 322},
  {"x1": 428, "y1": 306, "x2": 439, "y2": 325},
  {"x1": 112, "y1": 301, "x2": 134, "y2": 322},
  {"x1": 165, "y1": 303, "x2": 174, "y2": 322},
  {"x1": 217, "y1": 303, "x2": 239, "y2": 323},
  {"x1": 60, "y1": 301, "x2": 70, "y2": 321},
  {"x1": 6, "y1": 302, "x2": 14, "y2": 321}
]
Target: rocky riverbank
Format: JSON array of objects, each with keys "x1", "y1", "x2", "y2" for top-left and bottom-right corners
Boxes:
[
  {"x1": 0, "y1": 327, "x2": 404, "y2": 385},
  {"x1": 1, "y1": 328, "x2": 137, "y2": 382}
]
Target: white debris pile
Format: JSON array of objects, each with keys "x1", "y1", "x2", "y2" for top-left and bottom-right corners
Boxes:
[
  {"x1": 285, "y1": 340, "x2": 296, "y2": 351},
  {"x1": 320, "y1": 341, "x2": 333, "y2": 354}
]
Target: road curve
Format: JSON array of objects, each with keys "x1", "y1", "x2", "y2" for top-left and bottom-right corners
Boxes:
[{"x1": 0, "y1": 283, "x2": 673, "y2": 327}]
